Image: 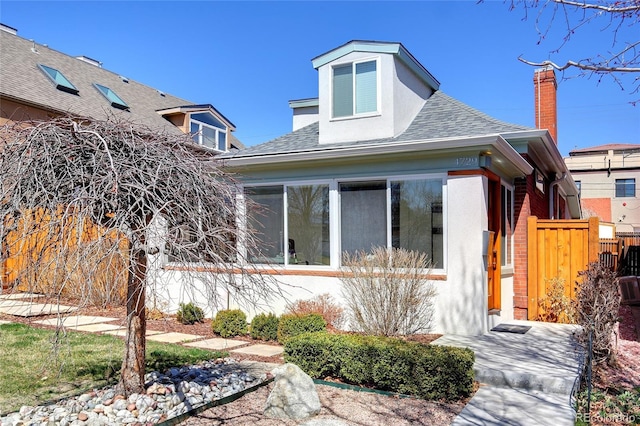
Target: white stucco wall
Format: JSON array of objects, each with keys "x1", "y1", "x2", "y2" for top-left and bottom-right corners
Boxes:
[
  {"x1": 317, "y1": 51, "x2": 429, "y2": 145},
  {"x1": 292, "y1": 105, "x2": 319, "y2": 131},
  {"x1": 149, "y1": 173, "x2": 497, "y2": 336}
]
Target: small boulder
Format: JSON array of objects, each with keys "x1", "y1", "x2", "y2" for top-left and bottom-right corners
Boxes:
[{"x1": 263, "y1": 363, "x2": 321, "y2": 420}]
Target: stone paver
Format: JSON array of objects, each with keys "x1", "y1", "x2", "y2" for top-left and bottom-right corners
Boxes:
[
  {"x1": 146, "y1": 332, "x2": 202, "y2": 343},
  {"x1": 104, "y1": 328, "x2": 164, "y2": 337},
  {"x1": 184, "y1": 338, "x2": 247, "y2": 350},
  {"x1": 34, "y1": 315, "x2": 119, "y2": 327},
  {"x1": 0, "y1": 300, "x2": 33, "y2": 308},
  {"x1": 0, "y1": 320, "x2": 13, "y2": 325},
  {"x1": 0, "y1": 292, "x2": 44, "y2": 300},
  {"x1": 0, "y1": 303, "x2": 78, "y2": 317},
  {"x1": 75, "y1": 323, "x2": 124, "y2": 333},
  {"x1": 230, "y1": 344, "x2": 284, "y2": 357}
]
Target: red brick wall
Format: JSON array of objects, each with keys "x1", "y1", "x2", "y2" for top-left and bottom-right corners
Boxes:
[
  {"x1": 513, "y1": 156, "x2": 551, "y2": 320},
  {"x1": 534, "y1": 68, "x2": 558, "y2": 144}
]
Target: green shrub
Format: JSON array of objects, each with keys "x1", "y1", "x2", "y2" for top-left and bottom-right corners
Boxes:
[
  {"x1": 284, "y1": 333, "x2": 474, "y2": 401},
  {"x1": 212, "y1": 309, "x2": 248, "y2": 337},
  {"x1": 176, "y1": 302, "x2": 205, "y2": 325},
  {"x1": 277, "y1": 313, "x2": 327, "y2": 344},
  {"x1": 250, "y1": 313, "x2": 280, "y2": 341}
]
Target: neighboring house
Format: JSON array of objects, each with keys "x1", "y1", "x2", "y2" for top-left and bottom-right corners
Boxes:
[
  {"x1": 154, "y1": 41, "x2": 581, "y2": 335},
  {"x1": 0, "y1": 24, "x2": 241, "y2": 150},
  {"x1": 564, "y1": 144, "x2": 640, "y2": 232},
  {"x1": 0, "y1": 23, "x2": 241, "y2": 289}
]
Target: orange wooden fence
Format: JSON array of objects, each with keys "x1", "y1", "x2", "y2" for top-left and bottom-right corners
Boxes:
[{"x1": 527, "y1": 216, "x2": 600, "y2": 320}]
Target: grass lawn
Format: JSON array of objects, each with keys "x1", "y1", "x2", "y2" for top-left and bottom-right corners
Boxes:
[{"x1": 0, "y1": 322, "x2": 225, "y2": 415}]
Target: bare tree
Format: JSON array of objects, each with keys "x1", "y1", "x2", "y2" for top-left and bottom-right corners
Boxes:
[
  {"x1": 498, "y1": 0, "x2": 640, "y2": 94},
  {"x1": 0, "y1": 117, "x2": 281, "y2": 395}
]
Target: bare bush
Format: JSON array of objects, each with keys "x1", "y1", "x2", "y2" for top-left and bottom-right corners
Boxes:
[
  {"x1": 537, "y1": 277, "x2": 576, "y2": 324},
  {"x1": 576, "y1": 262, "x2": 621, "y2": 365},
  {"x1": 285, "y1": 293, "x2": 346, "y2": 329},
  {"x1": 339, "y1": 247, "x2": 437, "y2": 336}
]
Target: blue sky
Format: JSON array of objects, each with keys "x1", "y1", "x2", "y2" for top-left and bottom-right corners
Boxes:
[{"x1": 1, "y1": 1, "x2": 638, "y2": 156}]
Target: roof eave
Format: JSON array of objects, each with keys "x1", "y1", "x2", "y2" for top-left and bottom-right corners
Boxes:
[{"x1": 226, "y1": 134, "x2": 533, "y2": 176}]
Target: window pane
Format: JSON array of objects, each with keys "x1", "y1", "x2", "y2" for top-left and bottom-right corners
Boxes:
[
  {"x1": 191, "y1": 112, "x2": 225, "y2": 129},
  {"x1": 501, "y1": 186, "x2": 513, "y2": 266},
  {"x1": 615, "y1": 179, "x2": 635, "y2": 198},
  {"x1": 245, "y1": 186, "x2": 284, "y2": 264},
  {"x1": 218, "y1": 131, "x2": 226, "y2": 151},
  {"x1": 333, "y1": 64, "x2": 353, "y2": 117},
  {"x1": 190, "y1": 122, "x2": 200, "y2": 144},
  {"x1": 287, "y1": 185, "x2": 330, "y2": 266},
  {"x1": 202, "y1": 126, "x2": 216, "y2": 149},
  {"x1": 340, "y1": 181, "x2": 386, "y2": 255},
  {"x1": 391, "y1": 179, "x2": 443, "y2": 268},
  {"x1": 355, "y1": 61, "x2": 377, "y2": 114}
]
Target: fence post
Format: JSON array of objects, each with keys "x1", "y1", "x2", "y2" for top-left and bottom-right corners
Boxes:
[
  {"x1": 587, "y1": 217, "x2": 600, "y2": 264},
  {"x1": 527, "y1": 216, "x2": 538, "y2": 320}
]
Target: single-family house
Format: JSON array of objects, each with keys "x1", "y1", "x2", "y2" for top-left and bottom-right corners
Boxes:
[
  {"x1": 0, "y1": 23, "x2": 241, "y2": 289},
  {"x1": 153, "y1": 40, "x2": 580, "y2": 335}
]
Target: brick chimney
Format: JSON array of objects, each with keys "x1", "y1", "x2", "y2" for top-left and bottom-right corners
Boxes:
[{"x1": 533, "y1": 67, "x2": 557, "y2": 143}]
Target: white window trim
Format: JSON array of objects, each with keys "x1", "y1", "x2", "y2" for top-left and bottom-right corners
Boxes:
[
  {"x1": 501, "y1": 181, "x2": 515, "y2": 270},
  {"x1": 190, "y1": 115, "x2": 227, "y2": 152},
  {"x1": 330, "y1": 56, "x2": 381, "y2": 120},
  {"x1": 241, "y1": 174, "x2": 447, "y2": 273}
]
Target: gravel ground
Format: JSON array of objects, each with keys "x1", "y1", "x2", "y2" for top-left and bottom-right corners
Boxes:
[{"x1": 180, "y1": 381, "x2": 464, "y2": 426}]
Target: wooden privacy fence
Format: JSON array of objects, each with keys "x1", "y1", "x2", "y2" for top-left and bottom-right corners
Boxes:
[{"x1": 527, "y1": 216, "x2": 599, "y2": 320}]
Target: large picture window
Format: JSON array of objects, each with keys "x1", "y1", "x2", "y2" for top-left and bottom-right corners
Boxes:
[
  {"x1": 288, "y1": 185, "x2": 330, "y2": 265},
  {"x1": 391, "y1": 179, "x2": 443, "y2": 267},
  {"x1": 245, "y1": 176, "x2": 444, "y2": 269}
]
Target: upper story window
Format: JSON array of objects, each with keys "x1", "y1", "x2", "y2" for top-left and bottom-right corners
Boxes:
[
  {"x1": 38, "y1": 64, "x2": 79, "y2": 95},
  {"x1": 190, "y1": 112, "x2": 227, "y2": 152},
  {"x1": 93, "y1": 83, "x2": 129, "y2": 110},
  {"x1": 575, "y1": 180, "x2": 581, "y2": 197},
  {"x1": 615, "y1": 178, "x2": 636, "y2": 198},
  {"x1": 332, "y1": 59, "x2": 378, "y2": 118}
]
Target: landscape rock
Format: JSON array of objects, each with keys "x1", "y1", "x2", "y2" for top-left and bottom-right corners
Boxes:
[{"x1": 264, "y1": 363, "x2": 321, "y2": 420}]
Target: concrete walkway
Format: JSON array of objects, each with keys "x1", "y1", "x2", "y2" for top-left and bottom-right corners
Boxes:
[
  {"x1": 0, "y1": 294, "x2": 284, "y2": 359},
  {"x1": 434, "y1": 320, "x2": 583, "y2": 426}
]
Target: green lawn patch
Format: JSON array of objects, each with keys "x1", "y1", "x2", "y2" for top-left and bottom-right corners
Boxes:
[{"x1": 0, "y1": 322, "x2": 224, "y2": 415}]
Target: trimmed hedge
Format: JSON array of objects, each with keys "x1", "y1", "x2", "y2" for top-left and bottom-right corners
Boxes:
[
  {"x1": 284, "y1": 333, "x2": 474, "y2": 401},
  {"x1": 277, "y1": 313, "x2": 327, "y2": 344},
  {"x1": 176, "y1": 302, "x2": 205, "y2": 325},
  {"x1": 212, "y1": 309, "x2": 248, "y2": 337},
  {"x1": 250, "y1": 312, "x2": 280, "y2": 341}
]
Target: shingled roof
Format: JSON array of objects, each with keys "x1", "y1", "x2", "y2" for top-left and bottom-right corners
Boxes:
[
  {"x1": 225, "y1": 91, "x2": 532, "y2": 158},
  {"x1": 0, "y1": 29, "x2": 192, "y2": 134}
]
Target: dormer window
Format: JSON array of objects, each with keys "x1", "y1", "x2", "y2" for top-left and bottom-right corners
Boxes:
[
  {"x1": 38, "y1": 64, "x2": 79, "y2": 95},
  {"x1": 190, "y1": 112, "x2": 227, "y2": 151},
  {"x1": 332, "y1": 59, "x2": 378, "y2": 118}
]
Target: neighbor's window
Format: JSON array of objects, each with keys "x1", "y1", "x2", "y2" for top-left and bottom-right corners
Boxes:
[
  {"x1": 501, "y1": 185, "x2": 513, "y2": 267},
  {"x1": 332, "y1": 59, "x2": 378, "y2": 118},
  {"x1": 190, "y1": 112, "x2": 227, "y2": 151},
  {"x1": 615, "y1": 178, "x2": 636, "y2": 198},
  {"x1": 93, "y1": 83, "x2": 128, "y2": 110},
  {"x1": 38, "y1": 64, "x2": 79, "y2": 95},
  {"x1": 287, "y1": 185, "x2": 330, "y2": 266}
]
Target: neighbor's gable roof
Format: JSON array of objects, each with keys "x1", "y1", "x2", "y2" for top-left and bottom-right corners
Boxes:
[
  {"x1": 224, "y1": 91, "x2": 532, "y2": 159},
  {"x1": 0, "y1": 30, "x2": 192, "y2": 134}
]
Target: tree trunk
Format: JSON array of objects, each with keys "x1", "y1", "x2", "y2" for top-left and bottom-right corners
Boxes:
[{"x1": 116, "y1": 235, "x2": 147, "y2": 396}]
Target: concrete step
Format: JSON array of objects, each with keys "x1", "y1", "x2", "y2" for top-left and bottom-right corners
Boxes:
[
  {"x1": 452, "y1": 386, "x2": 576, "y2": 426},
  {"x1": 433, "y1": 320, "x2": 584, "y2": 396}
]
